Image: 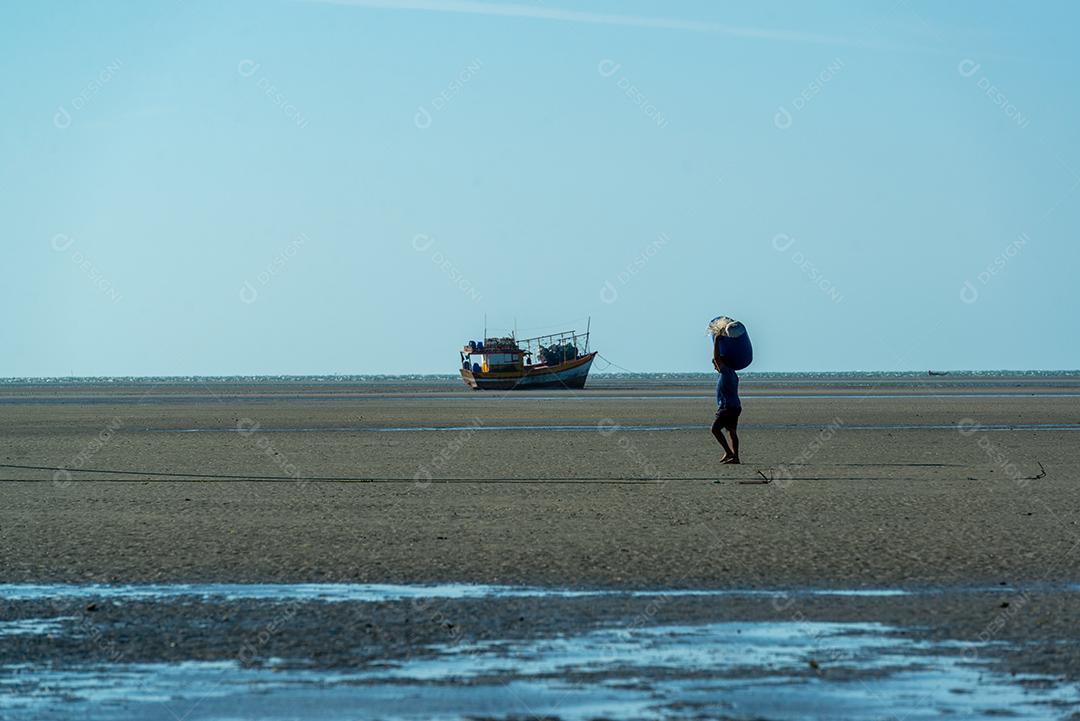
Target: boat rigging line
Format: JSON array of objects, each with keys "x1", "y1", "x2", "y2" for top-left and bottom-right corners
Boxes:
[{"x1": 596, "y1": 353, "x2": 638, "y2": 374}]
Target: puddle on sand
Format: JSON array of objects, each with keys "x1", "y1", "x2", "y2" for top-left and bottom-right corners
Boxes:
[
  {"x1": 0, "y1": 617, "x2": 74, "y2": 637},
  {"x1": 4, "y1": 582, "x2": 1074, "y2": 605},
  {"x1": 2, "y1": 621, "x2": 1076, "y2": 721},
  {"x1": 0, "y1": 582, "x2": 1010, "y2": 603}
]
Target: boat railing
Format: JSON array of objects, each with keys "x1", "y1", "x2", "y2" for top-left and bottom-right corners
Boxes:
[{"x1": 512, "y1": 330, "x2": 590, "y2": 366}]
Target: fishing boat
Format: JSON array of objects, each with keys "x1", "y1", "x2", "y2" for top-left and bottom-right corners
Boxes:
[{"x1": 459, "y1": 327, "x2": 597, "y2": 390}]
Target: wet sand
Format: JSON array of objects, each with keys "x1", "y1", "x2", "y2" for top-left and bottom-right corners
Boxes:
[
  {"x1": 1, "y1": 375, "x2": 1078, "y2": 588},
  {"x1": 2, "y1": 374, "x2": 1080, "y2": 714}
]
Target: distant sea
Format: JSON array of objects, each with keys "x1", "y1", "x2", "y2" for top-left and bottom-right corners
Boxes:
[{"x1": 2, "y1": 371, "x2": 1078, "y2": 386}]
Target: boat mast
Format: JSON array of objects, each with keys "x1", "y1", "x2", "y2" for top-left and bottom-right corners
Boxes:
[{"x1": 585, "y1": 316, "x2": 591, "y2": 353}]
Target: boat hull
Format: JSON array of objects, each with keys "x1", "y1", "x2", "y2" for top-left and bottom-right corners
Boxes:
[{"x1": 460, "y1": 353, "x2": 596, "y2": 390}]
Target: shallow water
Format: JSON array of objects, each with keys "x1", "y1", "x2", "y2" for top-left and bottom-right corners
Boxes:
[
  {"x1": 0, "y1": 617, "x2": 74, "y2": 636},
  {"x1": 0, "y1": 582, "x2": 1050, "y2": 603},
  {"x1": 4, "y1": 584, "x2": 1079, "y2": 720},
  {"x1": 2, "y1": 619, "x2": 1077, "y2": 720}
]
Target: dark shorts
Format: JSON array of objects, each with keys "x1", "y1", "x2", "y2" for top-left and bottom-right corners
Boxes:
[{"x1": 713, "y1": 406, "x2": 742, "y2": 430}]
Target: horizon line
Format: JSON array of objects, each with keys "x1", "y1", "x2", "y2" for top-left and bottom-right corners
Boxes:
[{"x1": 2, "y1": 369, "x2": 1078, "y2": 381}]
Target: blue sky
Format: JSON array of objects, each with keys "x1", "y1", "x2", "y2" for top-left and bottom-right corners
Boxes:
[{"x1": 3, "y1": 0, "x2": 1077, "y2": 375}]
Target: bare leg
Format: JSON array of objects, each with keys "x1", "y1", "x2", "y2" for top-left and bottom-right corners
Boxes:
[
  {"x1": 711, "y1": 417, "x2": 735, "y2": 461},
  {"x1": 726, "y1": 428, "x2": 740, "y2": 464}
]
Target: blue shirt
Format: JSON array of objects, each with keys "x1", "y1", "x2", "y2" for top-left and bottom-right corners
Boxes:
[{"x1": 716, "y1": 366, "x2": 741, "y2": 410}]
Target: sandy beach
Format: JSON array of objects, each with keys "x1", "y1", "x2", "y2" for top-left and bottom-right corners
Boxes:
[
  {"x1": 2, "y1": 374, "x2": 1080, "y2": 718},
  {"x1": 2, "y1": 375, "x2": 1078, "y2": 587}
]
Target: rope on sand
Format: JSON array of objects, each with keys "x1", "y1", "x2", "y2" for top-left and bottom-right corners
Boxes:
[
  {"x1": 0, "y1": 461, "x2": 767, "y2": 484},
  {"x1": 0, "y1": 461, "x2": 1002, "y2": 483},
  {"x1": 0, "y1": 462, "x2": 1002, "y2": 485}
]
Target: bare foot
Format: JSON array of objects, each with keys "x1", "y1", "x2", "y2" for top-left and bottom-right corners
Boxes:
[{"x1": 721, "y1": 457, "x2": 740, "y2": 465}]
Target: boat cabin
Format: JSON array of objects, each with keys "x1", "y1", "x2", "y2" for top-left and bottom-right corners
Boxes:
[{"x1": 461, "y1": 337, "x2": 526, "y2": 374}]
